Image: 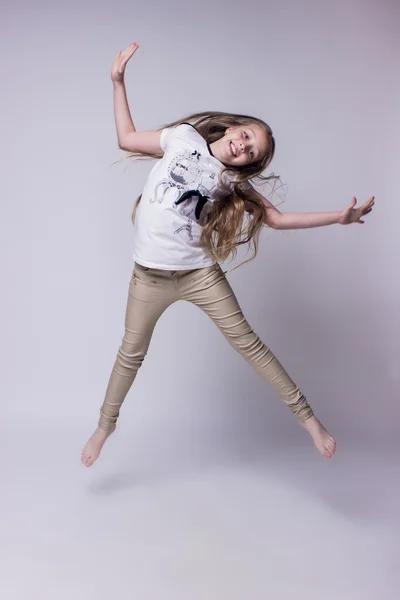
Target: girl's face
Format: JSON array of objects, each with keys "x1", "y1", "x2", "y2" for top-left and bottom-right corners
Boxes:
[{"x1": 210, "y1": 124, "x2": 269, "y2": 167}]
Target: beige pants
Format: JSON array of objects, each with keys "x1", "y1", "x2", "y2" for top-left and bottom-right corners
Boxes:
[{"x1": 98, "y1": 262, "x2": 314, "y2": 432}]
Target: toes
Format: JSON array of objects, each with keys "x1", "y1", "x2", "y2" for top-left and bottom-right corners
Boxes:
[
  {"x1": 81, "y1": 449, "x2": 92, "y2": 466},
  {"x1": 324, "y1": 440, "x2": 336, "y2": 458},
  {"x1": 81, "y1": 450, "x2": 96, "y2": 467},
  {"x1": 321, "y1": 443, "x2": 334, "y2": 458},
  {"x1": 327, "y1": 438, "x2": 336, "y2": 451}
]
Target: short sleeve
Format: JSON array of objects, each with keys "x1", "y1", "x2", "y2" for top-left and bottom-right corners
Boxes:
[
  {"x1": 160, "y1": 127, "x2": 174, "y2": 151},
  {"x1": 160, "y1": 123, "x2": 195, "y2": 151}
]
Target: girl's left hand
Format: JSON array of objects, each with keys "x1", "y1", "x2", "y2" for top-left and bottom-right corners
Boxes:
[{"x1": 338, "y1": 196, "x2": 375, "y2": 225}]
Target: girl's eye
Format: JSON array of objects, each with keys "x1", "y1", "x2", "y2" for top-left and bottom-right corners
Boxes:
[
  {"x1": 243, "y1": 131, "x2": 249, "y2": 139},
  {"x1": 250, "y1": 151, "x2": 254, "y2": 159}
]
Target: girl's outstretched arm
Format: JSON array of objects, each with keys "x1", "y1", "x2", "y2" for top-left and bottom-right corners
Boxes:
[
  {"x1": 111, "y1": 42, "x2": 163, "y2": 155},
  {"x1": 255, "y1": 190, "x2": 375, "y2": 230}
]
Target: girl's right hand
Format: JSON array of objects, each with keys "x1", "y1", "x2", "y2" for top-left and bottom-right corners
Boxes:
[{"x1": 111, "y1": 42, "x2": 139, "y2": 83}]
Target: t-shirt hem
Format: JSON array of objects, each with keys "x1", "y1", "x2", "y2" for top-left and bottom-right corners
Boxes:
[{"x1": 132, "y1": 252, "x2": 217, "y2": 271}]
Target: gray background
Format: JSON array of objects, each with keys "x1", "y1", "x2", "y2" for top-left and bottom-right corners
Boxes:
[{"x1": 2, "y1": 0, "x2": 399, "y2": 598}]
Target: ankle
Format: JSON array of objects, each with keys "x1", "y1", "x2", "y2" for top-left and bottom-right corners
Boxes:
[
  {"x1": 95, "y1": 427, "x2": 112, "y2": 438},
  {"x1": 299, "y1": 415, "x2": 318, "y2": 428}
]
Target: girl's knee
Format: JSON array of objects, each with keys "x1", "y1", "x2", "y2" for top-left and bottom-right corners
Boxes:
[{"x1": 117, "y1": 342, "x2": 147, "y2": 370}]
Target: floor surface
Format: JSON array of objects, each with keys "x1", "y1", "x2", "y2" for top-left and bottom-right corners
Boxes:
[{"x1": 3, "y1": 422, "x2": 398, "y2": 599}]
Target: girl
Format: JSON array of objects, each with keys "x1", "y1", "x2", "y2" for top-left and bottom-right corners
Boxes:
[{"x1": 81, "y1": 43, "x2": 374, "y2": 467}]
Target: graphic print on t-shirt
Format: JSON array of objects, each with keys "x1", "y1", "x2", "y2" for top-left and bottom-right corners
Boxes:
[
  {"x1": 152, "y1": 148, "x2": 218, "y2": 240},
  {"x1": 173, "y1": 191, "x2": 208, "y2": 240}
]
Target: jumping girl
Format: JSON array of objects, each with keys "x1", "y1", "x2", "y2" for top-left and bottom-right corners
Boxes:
[{"x1": 81, "y1": 43, "x2": 374, "y2": 467}]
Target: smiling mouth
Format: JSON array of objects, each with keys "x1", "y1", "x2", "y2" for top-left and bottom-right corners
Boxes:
[{"x1": 229, "y1": 141, "x2": 238, "y2": 157}]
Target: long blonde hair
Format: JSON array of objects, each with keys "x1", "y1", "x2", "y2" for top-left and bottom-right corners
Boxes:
[{"x1": 127, "y1": 111, "x2": 279, "y2": 265}]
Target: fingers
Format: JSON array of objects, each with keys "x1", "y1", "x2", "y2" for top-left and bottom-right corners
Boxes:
[
  {"x1": 119, "y1": 43, "x2": 139, "y2": 70},
  {"x1": 122, "y1": 42, "x2": 139, "y2": 56},
  {"x1": 361, "y1": 204, "x2": 374, "y2": 216},
  {"x1": 113, "y1": 43, "x2": 139, "y2": 76},
  {"x1": 115, "y1": 43, "x2": 139, "y2": 60},
  {"x1": 360, "y1": 196, "x2": 375, "y2": 210},
  {"x1": 352, "y1": 195, "x2": 375, "y2": 213},
  {"x1": 358, "y1": 202, "x2": 374, "y2": 223}
]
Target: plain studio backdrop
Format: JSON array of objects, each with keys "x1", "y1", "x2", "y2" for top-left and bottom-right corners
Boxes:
[{"x1": 2, "y1": 0, "x2": 399, "y2": 599}]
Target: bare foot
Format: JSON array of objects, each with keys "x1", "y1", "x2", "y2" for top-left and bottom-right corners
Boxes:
[
  {"x1": 300, "y1": 416, "x2": 336, "y2": 459},
  {"x1": 81, "y1": 428, "x2": 112, "y2": 467}
]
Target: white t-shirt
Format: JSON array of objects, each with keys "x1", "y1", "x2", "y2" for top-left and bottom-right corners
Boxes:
[{"x1": 132, "y1": 123, "x2": 224, "y2": 270}]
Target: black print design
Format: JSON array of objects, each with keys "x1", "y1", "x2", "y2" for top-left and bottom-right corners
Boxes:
[
  {"x1": 152, "y1": 149, "x2": 203, "y2": 204},
  {"x1": 173, "y1": 191, "x2": 210, "y2": 240},
  {"x1": 173, "y1": 171, "x2": 217, "y2": 240},
  {"x1": 176, "y1": 190, "x2": 210, "y2": 220},
  {"x1": 151, "y1": 146, "x2": 218, "y2": 241}
]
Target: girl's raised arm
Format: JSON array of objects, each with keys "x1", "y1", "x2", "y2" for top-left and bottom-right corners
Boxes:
[{"x1": 111, "y1": 43, "x2": 163, "y2": 156}]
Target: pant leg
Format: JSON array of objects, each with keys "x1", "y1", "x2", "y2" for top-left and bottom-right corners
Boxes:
[
  {"x1": 98, "y1": 264, "x2": 177, "y2": 433},
  {"x1": 179, "y1": 264, "x2": 314, "y2": 421}
]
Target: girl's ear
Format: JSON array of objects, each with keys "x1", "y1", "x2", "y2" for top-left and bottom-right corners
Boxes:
[{"x1": 225, "y1": 127, "x2": 234, "y2": 135}]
